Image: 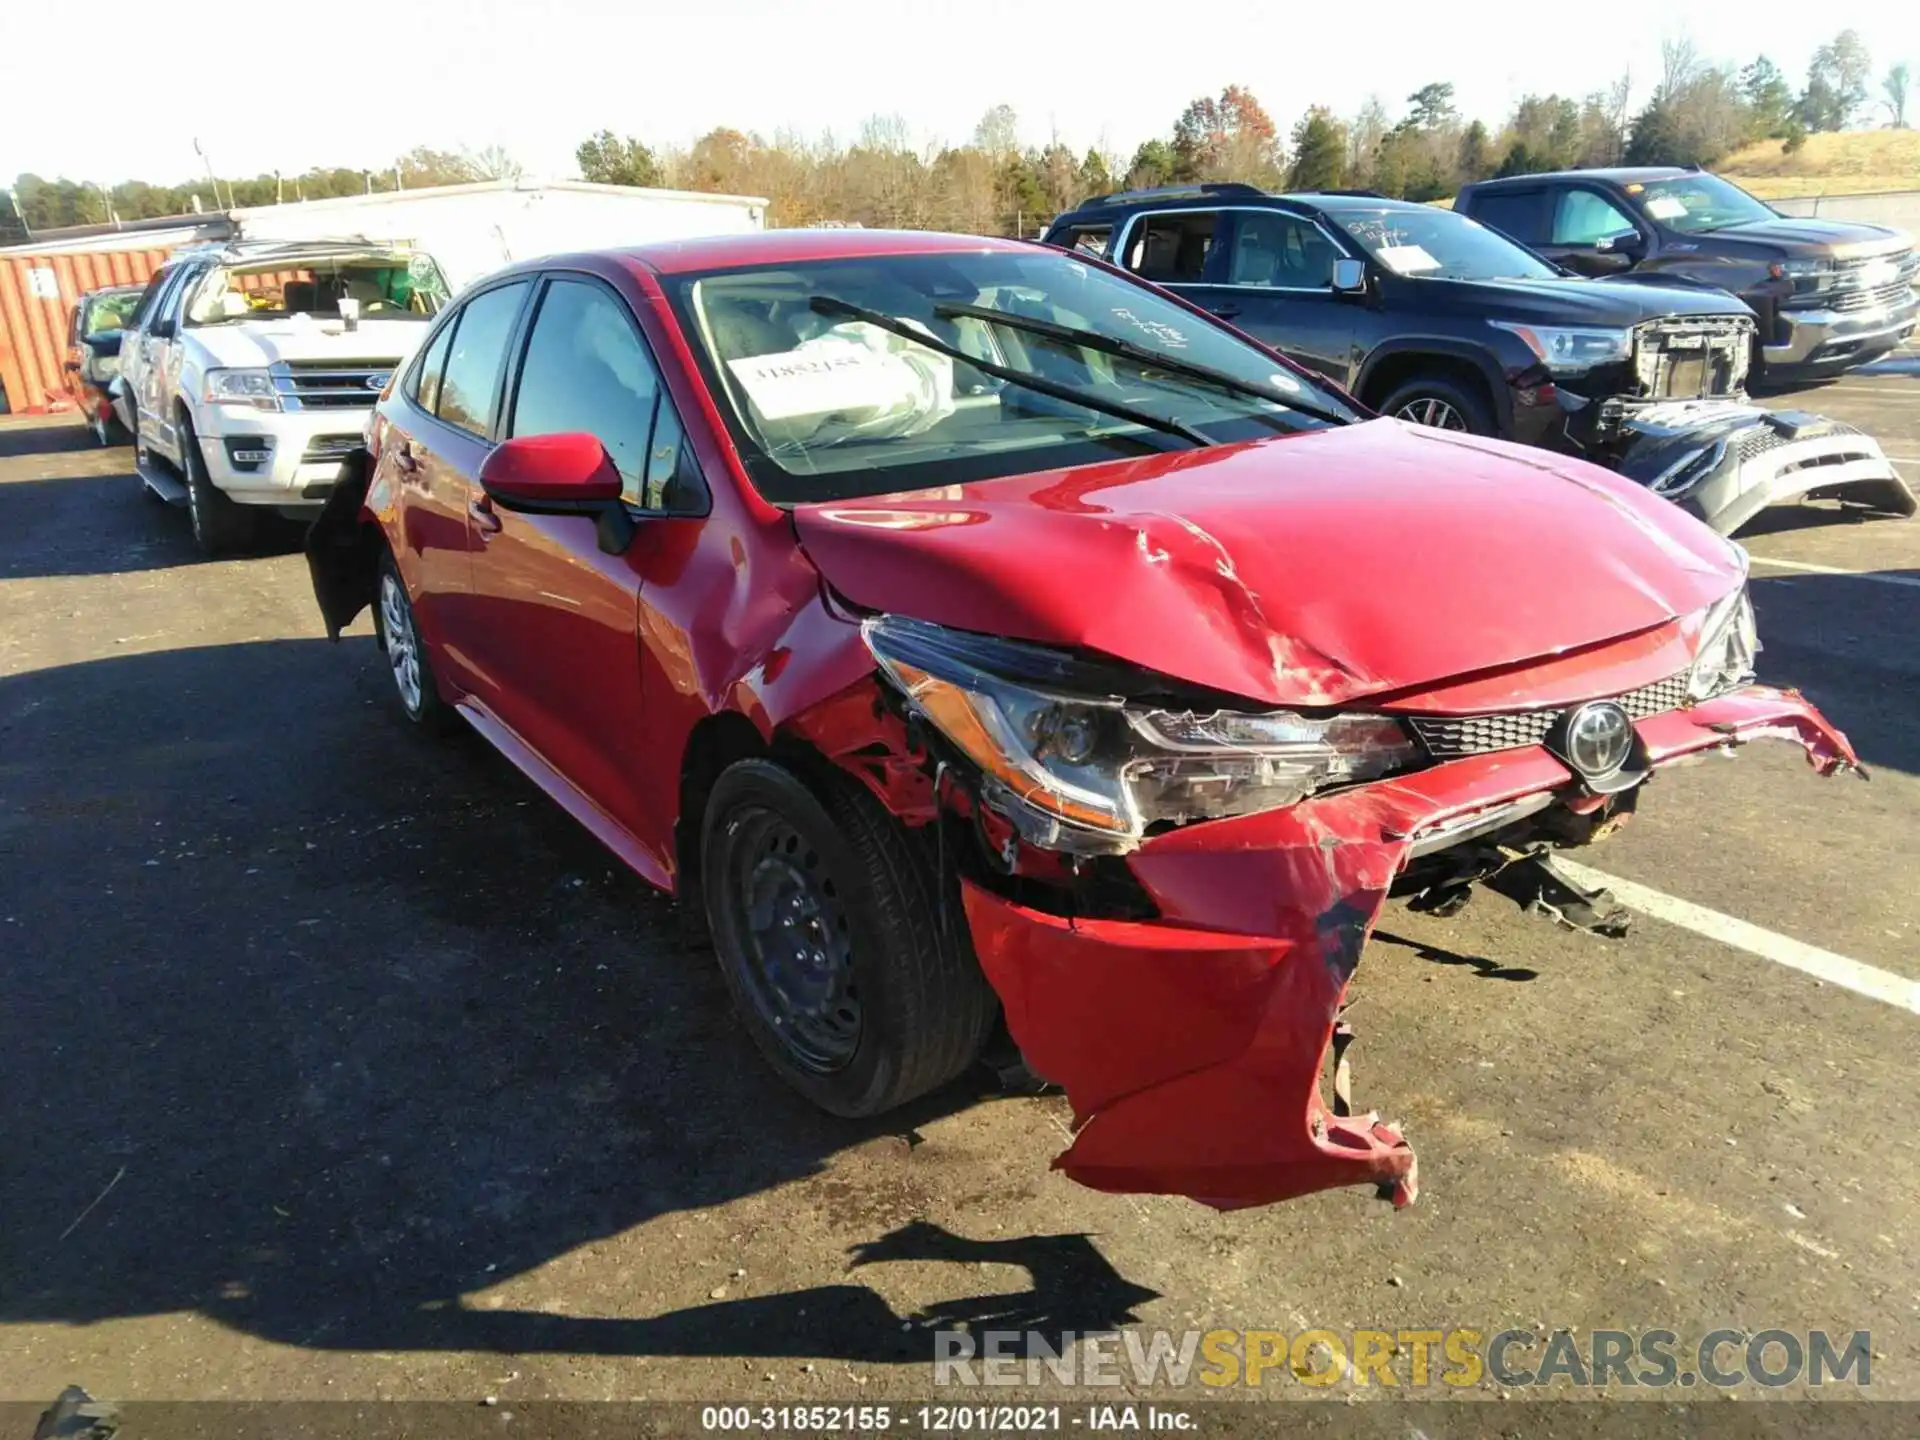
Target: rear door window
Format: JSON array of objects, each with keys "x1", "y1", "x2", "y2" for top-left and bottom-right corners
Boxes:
[
  {"x1": 1061, "y1": 224, "x2": 1113, "y2": 258},
  {"x1": 433, "y1": 281, "x2": 531, "y2": 437},
  {"x1": 1465, "y1": 189, "x2": 1550, "y2": 247},
  {"x1": 1121, "y1": 212, "x2": 1218, "y2": 283},
  {"x1": 408, "y1": 318, "x2": 457, "y2": 415}
]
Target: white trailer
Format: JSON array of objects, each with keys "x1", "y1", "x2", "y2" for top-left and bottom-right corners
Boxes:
[{"x1": 227, "y1": 180, "x2": 768, "y2": 291}]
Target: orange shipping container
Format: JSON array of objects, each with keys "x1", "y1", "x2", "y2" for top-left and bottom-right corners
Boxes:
[{"x1": 0, "y1": 248, "x2": 169, "y2": 414}]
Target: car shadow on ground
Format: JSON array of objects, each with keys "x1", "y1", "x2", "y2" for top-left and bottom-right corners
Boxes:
[
  {"x1": 0, "y1": 423, "x2": 303, "y2": 579},
  {"x1": 0, "y1": 638, "x2": 1156, "y2": 1364},
  {"x1": 1734, "y1": 500, "x2": 1909, "y2": 538},
  {"x1": 1747, "y1": 569, "x2": 1920, "y2": 778}
]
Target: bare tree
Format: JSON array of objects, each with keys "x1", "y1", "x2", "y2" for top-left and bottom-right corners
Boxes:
[
  {"x1": 972, "y1": 105, "x2": 1021, "y2": 160},
  {"x1": 1346, "y1": 96, "x2": 1391, "y2": 184},
  {"x1": 1659, "y1": 35, "x2": 1702, "y2": 102},
  {"x1": 462, "y1": 145, "x2": 524, "y2": 183}
]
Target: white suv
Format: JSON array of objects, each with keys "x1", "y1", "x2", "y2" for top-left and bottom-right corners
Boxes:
[{"x1": 116, "y1": 240, "x2": 451, "y2": 555}]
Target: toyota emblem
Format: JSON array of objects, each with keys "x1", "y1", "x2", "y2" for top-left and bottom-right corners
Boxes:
[{"x1": 1562, "y1": 701, "x2": 1634, "y2": 779}]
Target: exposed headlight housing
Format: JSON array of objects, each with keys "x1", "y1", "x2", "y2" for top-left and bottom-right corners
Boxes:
[
  {"x1": 203, "y1": 367, "x2": 282, "y2": 411},
  {"x1": 862, "y1": 615, "x2": 1420, "y2": 854},
  {"x1": 1686, "y1": 585, "x2": 1760, "y2": 702},
  {"x1": 1488, "y1": 321, "x2": 1633, "y2": 376}
]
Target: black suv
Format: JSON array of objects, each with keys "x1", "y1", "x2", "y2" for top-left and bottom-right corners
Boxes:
[
  {"x1": 1455, "y1": 167, "x2": 1918, "y2": 379},
  {"x1": 1040, "y1": 183, "x2": 1758, "y2": 462}
]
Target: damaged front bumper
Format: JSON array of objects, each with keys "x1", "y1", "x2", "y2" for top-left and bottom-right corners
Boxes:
[
  {"x1": 960, "y1": 685, "x2": 1858, "y2": 1213},
  {"x1": 1610, "y1": 400, "x2": 1916, "y2": 537}
]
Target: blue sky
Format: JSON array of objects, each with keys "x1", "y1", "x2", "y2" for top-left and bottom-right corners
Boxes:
[{"x1": 3, "y1": 0, "x2": 1916, "y2": 184}]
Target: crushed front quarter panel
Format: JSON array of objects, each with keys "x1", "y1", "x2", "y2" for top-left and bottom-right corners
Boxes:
[{"x1": 961, "y1": 684, "x2": 1857, "y2": 1212}]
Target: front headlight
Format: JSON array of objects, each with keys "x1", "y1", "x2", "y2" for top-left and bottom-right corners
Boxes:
[
  {"x1": 1686, "y1": 585, "x2": 1759, "y2": 702},
  {"x1": 1488, "y1": 321, "x2": 1633, "y2": 376},
  {"x1": 203, "y1": 368, "x2": 282, "y2": 411},
  {"x1": 863, "y1": 615, "x2": 1420, "y2": 853}
]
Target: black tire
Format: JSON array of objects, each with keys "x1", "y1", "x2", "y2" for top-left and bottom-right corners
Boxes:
[
  {"x1": 701, "y1": 758, "x2": 997, "y2": 1117},
  {"x1": 179, "y1": 412, "x2": 258, "y2": 556},
  {"x1": 372, "y1": 548, "x2": 458, "y2": 734},
  {"x1": 1379, "y1": 374, "x2": 1496, "y2": 436}
]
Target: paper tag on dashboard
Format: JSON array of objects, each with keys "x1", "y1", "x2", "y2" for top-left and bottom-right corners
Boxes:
[
  {"x1": 1644, "y1": 197, "x2": 1687, "y2": 220},
  {"x1": 728, "y1": 349, "x2": 897, "y2": 423},
  {"x1": 1376, "y1": 245, "x2": 1440, "y2": 274}
]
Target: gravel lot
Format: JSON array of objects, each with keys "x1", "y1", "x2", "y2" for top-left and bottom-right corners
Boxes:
[{"x1": 3, "y1": 349, "x2": 1917, "y2": 1409}]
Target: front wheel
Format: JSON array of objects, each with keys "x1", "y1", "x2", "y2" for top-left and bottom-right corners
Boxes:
[
  {"x1": 701, "y1": 758, "x2": 997, "y2": 1117},
  {"x1": 1379, "y1": 375, "x2": 1496, "y2": 436},
  {"x1": 179, "y1": 413, "x2": 257, "y2": 556}
]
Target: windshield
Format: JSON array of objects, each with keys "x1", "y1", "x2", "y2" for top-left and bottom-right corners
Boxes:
[
  {"x1": 183, "y1": 253, "x2": 451, "y2": 326},
  {"x1": 1331, "y1": 205, "x2": 1559, "y2": 282},
  {"x1": 665, "y1": 248, "x2": 1358, "y2": 505},
  {"x1": 1628, "y1": 174, "x2": 1777, "y2": 234}
]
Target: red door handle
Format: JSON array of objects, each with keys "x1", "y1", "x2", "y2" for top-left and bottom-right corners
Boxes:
[{"x1": 468, "y1": 496, "x2": 502, "y2": 535}]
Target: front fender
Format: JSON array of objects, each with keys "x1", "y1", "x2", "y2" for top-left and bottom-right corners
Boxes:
[{"x1": 1356, "y1": 337, "x2": 1514, "y2": 431}]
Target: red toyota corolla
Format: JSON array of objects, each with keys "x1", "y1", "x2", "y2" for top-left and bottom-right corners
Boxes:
[{"x1": 307, "y1": 229, "x2": 1858, "y2": 1213}]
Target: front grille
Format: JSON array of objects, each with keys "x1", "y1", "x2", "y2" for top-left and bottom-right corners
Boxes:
[
  {"x1": 1791, "y1": 248, "x2": 1919, "y2": 313},
  {"x1": 1732, "y1": 419, "x2": 1861, "y2": 466},
  {"x1": 1830, "y1": 276, "x2": 1916, "y2": 314},
  {"x1": 1634, "y1": 318, "x2": 1753, "y2": 399},
  {"x1": 1405, "y1": 674, "x2": 1690, "y2": 759},
  {"x1": 301, "y1": 434, "x2": 364, "y2": 463},
  {"x1": 270, "y1": 359, "x2": 393, "y2": 410}
]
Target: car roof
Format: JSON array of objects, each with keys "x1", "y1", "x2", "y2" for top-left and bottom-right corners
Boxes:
[
  {"x1": 610, "y1": 228, "x2": 1037, "y2": 277},
  {"x1": 1466, "y1": 167, "x2": 1693, "y2": 189},
  {"x1": 1051, "y1": 184, "x2": 1434, "y2": 224}
]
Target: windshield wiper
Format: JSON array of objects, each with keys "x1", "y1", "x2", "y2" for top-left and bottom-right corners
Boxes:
[
  {"x1": 932, "y1": 301, "x2": 1355, "y2": 429},
  {"x1": 807, "y1": 296, "x2": 1214, "y2": 447}
]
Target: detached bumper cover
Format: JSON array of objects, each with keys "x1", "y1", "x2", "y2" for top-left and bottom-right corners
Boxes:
[
  {"x1": 963, "y1": 685, "x2": 1857, "y2": 1212},
  {"x1": 1613, "y1": 402, "x2": 1915, "y2": 537}
]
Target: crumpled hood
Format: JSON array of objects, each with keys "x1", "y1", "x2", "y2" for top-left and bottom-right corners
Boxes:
[
  {"x1": 792, "y1": 419, "x2": 1742, "y2": 707},
  {"x1": 189, "y1": 318, "x2": 429, "y2": 369}
]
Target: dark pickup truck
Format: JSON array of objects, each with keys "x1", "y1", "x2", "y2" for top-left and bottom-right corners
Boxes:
[
  {"x1": 1040, "y1": 183, "x2": 1914, "y2": 536},
  {"x1": 1040, "y1": 184, "x2": 1758, "y2": 463},
  {"x1": 1454, "y1": 167, "x2": 1917, "y2": 379}
]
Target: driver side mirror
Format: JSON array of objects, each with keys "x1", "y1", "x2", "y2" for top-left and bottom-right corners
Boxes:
[
  {"x1": 1331, "y1": 258, "x2": 1368, "y2": 295},
  {"x1": 1595, "y1": 230, "x2": 1646, "y2": 260},
  {"x1": 477, "y1": 432, "x2": 635, "y2": 555},
  {"x1": 82, "y1": 331, "x2": 125, "y2": 359},
  {"x1": 148, "y1": 316, "x2": 176, "y2": 341}
]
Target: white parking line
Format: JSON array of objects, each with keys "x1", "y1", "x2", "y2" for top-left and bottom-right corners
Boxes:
[
  {"x1": 1745, "y1": 556, "x2": 1920, "y2": 590},
  {"x1": 1557, "y1": 859, "x2": 1920, "y2": 1015}
]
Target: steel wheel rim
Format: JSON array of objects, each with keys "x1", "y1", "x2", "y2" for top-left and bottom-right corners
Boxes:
[
  {"x1": 379, "y1": 573, "x2": 424, "y2": 714},
  {"x1": 722, "y1": 806, "x2": 861, "y2": 1072},
  {"x1": 1395, "y1": 397, "x2": 1467, "y2": 430}
]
